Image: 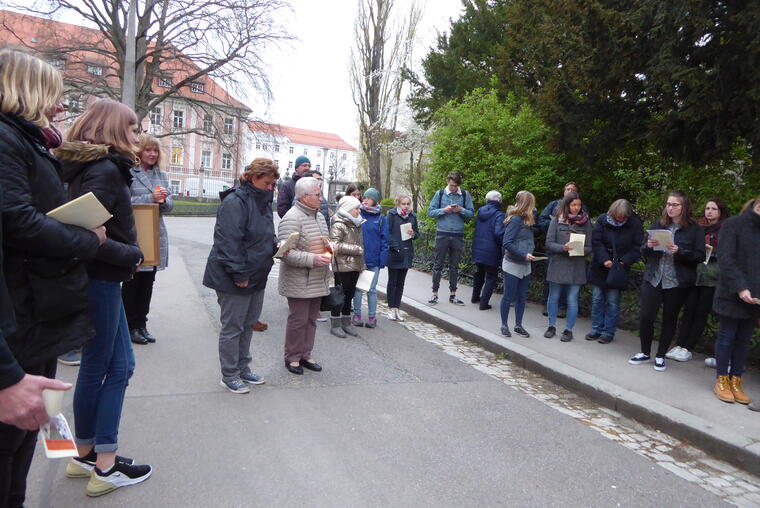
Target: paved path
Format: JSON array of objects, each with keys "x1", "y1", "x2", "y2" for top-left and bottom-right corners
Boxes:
[{"x1": 20, "y1": 217, "x2": 752, "y2": 507}]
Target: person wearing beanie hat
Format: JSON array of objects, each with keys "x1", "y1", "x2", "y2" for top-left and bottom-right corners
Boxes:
[
  {"x1": 276, "y1": 155, "x2": 311, "y2": 218},
  {"x1": 329, "y1": 196, "x2": 365, "y2": 337},
  {"x1": 352, "y1": 188, "x2": 388, "y2": 328}
]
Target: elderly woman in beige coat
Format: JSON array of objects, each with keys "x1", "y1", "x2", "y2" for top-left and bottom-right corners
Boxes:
[{"x1": 278, "y1": 177, "x2": 332, "y2": 375}]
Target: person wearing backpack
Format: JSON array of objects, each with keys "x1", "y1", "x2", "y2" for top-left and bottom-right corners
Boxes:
[{"x1": 426, "y1": 172, "x2": 475, "y2": 305}]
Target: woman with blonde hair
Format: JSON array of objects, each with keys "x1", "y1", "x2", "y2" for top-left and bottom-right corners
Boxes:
[
  {"x1": 0, "y1": 48, "x2": 105, "y2": 507},
  {"x1": 500, "y1": 191, "x2": 537, "y2": 337},
  {"x1": 57, "y1": 98, "x2": 152, "y2": 497},
  {"x1": 203, "y1": 158, "x2": 279, "y2": 393},
  {"x1": 121, "y1": 135, "x2": 173, "y2": 345}
]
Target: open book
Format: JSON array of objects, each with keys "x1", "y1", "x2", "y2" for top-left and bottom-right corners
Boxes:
[
  {"x1": 567, "y1": 233, "x2": 585, "y2": 256},
  {"x1": 274, "y1": 232, "x2": 299, "y2": 258},
  {"x1": 46, "y1": 192, "x2": 112, "y2": 230}
]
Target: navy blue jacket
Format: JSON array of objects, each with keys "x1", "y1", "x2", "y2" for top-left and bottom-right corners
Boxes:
[
  {"x1": 359, "y1": 207, "x2": 389, "y2": 268},
  {"x1": 472, "y1": 201, "x2": 505, "y2": 267},
  {"x1": 386, "y1": 208, "x2": 419, "y2": 269},
  {"x1": 503, "y1": 215, "x2": 535, "y2": 265},
  {"x1": 588, "y1": 213, "x2": 644, "y2": 289}
]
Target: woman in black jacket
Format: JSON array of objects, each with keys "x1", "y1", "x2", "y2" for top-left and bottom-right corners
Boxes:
[
  {"x1": 203, "y1": 158, "x2": 279, "y2": 393},
  {"x1": 57, "y1": 99, "x2": 152, "y2": 497},
  {"x1": 386, "y1": 194, "x2": 419, "y2": 321},
  {"x1": 586, "y1": 199, "x2": 644, "y2": 344},
  {"x1": 711, "y1": 197, "x2": 760, "y2": 405},
  {"x1": 629, "y1": 191, "x2": 705, "y2": 372},
  {"x1": 0, "y1": 49, "x2": 105, "y2": 508}
]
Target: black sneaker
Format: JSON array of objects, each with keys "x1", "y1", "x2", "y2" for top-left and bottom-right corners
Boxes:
[
  {"x1": 86, "y1": 461, "x2": 152, "y2": 497},
  {"x1": 598, "y1": 335, "x2": 613, "y2": 344},
  {"x1": 428, "y1": 295, "x2": 438, "y2": 305},
  {"x1": 513, "y1": 326, "x2": 530, "y2": 338},
  {"x1": 628, "y1": 353, "x2": 650, "y2": 365},
  {"x1": 479, "y1": 304, "x2": 492, "y2": 310},
  {"x1": 449, "y1": 296, "x2": 465, "y2": 306},
  {"x1": 560, "y1": 329, "x2": 574, "y2": 342},
  {"x1": 138, "y1": 327, "x2": 156, "y2": 343},
  {"x1": 500, "y1": 326, "x2": 511, "y2": 337},
  {"x1": 544, "y1": 326, "x2": 556, "y2": 338},
  {"x1": 585, "y1": 332, "x2": 601, "y2": 341},
  {"x1": 65, "y1": 450, "x2": 134, "y2": 478}
]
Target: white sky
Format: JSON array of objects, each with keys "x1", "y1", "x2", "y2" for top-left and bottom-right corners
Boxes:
[{"x1": 254, "y1": 0, "x2": 464, "y2": 148}]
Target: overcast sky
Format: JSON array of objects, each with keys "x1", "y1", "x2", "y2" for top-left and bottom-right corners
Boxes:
[{"x1": 255, "y1": 0, "x2": 464, "y2": 148}]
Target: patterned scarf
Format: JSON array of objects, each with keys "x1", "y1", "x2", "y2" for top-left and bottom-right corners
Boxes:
[
  {"x1": 360, "y1": 203, "x2": 382, "y2": 215},
  {"x1": 606, "y1": 214, "x2": 628, "y2": 227},
  {"x1": 396, "y1": 207, "x2": 409, "y2": 218},
  {"x1": 566, "y1": 210, "x2": 589, "y2": 225}
]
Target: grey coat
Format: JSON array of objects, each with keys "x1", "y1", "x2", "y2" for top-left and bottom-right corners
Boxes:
[
  {"x1": 545, "y1": 217, "x2": 592, "y2": 285},
  {"x1": 713, "y1": 208, "x2": 760, "y2": 320},
  {"x1": 129, "y1": 166, "x2": 173, "y2": 270}
]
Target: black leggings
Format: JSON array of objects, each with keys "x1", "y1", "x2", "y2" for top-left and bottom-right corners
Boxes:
[
  {"x1": 121, "y1": 269, "x2": 157, "y2": 329},
  {"x1": 676, "y1": 285, "x2": 716, "y2": 351},
  {"x1": 387, "y1": 268, "x2": 409, "y2": 308},
  {"x1": 333, "y1": 271, "x2": 360, "y2": 317},
  {"x1": 639, "y1": 282, "x2": 689, "y2": 358}
]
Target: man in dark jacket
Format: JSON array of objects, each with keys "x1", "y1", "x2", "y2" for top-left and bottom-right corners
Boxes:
[
  {"x1": 276, "y1": 155, "x2": 311, "y2": 218},
  {"x1": 471, "y1": 191, "x2": 505, "y2": 310}
]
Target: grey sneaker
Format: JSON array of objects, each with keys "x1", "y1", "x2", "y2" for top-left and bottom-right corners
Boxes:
[
  {"x1": 240, "y1": 372, "x2": 265, "y2": 385},
  {"x1": 705, "y1": 357, "x2": 717, "y2": 369},
  {"x1": 220, "y1": 379, "x2": 250, "y2": 394}
]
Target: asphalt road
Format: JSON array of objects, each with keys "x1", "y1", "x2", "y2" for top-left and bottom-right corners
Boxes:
[{"x1": 24, "y1": 216, "x2": 727, "y2": 507}]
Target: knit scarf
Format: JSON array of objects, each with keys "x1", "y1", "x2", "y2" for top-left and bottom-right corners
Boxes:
[
  {"x1": 338, "y1": 207, "x2": 364, "y2": 226},
  {"x1": 396, "y1": 207, "x2": 409, "y2": 218},
  {"x1": 606, "y1": 214, "x2": 628, "y2": 227},
  {"x1": 360, "y1": 203, "x2": 382, "y2": 215},
  {"x1": 41, "y1": 125, "x2": 63, "y2": 149},
  {"x1": 566, "y1": 210, "x2": 590, "y2": 225},
  {"x1": 699, "y1": 216, "x2": 724, "y2": 248}
]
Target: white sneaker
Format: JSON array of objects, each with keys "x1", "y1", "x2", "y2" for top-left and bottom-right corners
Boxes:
[
  {"x1": 395, "y1": 309, "x2": 405, "y2": 322},
  {"x1": 86, "y1": 461, "x2": 152, "y2": 497},
  {"x1": 705, "y1": 357, "x2": 717, "y2": 369},
  {"x1": 672, "y1": 348, "x2": 692, "y2": 362},
  {"x1": 316, "y1": 317, "x2": 328, "y2": 322},
  {"x1": 387, "y1": 310, "x2": 398, "y2": 321},
  {"x1": 665, "y1": 346, "x2": 683, "y2": 360}
]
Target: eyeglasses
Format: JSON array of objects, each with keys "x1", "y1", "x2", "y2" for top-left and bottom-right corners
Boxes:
[{"x1": 666, "y1": 203, "x2": 682, "y2": 208}]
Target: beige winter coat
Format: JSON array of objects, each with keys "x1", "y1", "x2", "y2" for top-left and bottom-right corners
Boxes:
[
  {"x1": 330, "y1": 212, "x2": 365, "y2": 272},
  {"x1": 277, "y1": 200, "x2": 331, "y2": 299}
]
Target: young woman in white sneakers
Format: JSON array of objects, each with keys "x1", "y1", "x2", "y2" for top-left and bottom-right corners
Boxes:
[
  {"x1": 386, "y1": 194, "x2": 419, "y2": 321},
  {"x1": 629, "y1": 191, "x2": 705, "y2": 372},
  {"x1": 59, "y1": 99, "x2": 152, "y2": 497}
]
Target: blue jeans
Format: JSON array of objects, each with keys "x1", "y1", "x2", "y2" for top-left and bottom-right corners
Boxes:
[
  {"x1": 353, "y1": 266, "x2": 380, "y2": 318},
  {"x1": 500, "y1": 272, "x2": 531, "y2": 328},
  {"x1": 715, "y1": 317, "x2": 756, "y2": 377},
  {"x1": 73, "y1": 279, "x2": 135, "y2": 453},
  {"x1": 548, "y1": 283, "x2": 581, "y2": 330},
  {"x1": 591, "y1": 286, "x2": 621, "y2": 337}
]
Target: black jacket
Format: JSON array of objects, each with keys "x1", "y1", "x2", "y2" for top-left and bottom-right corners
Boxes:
[
  {"x1": 58, "y1": 142, "x2": 143, "y2": 282},
  {"x1": 713, "y1": 208, "x2": 760, "y2": 320},
  {"x1": 386, "y1": 208, "x2": 419, "y2": 269},
  {"x1": 203, "y1": 183, "x2": 277, "y2": 293},
  {"x1": 276, "y1": 174, "x2": 301, "y2": 218},
  {"x1": 0, "y1": 113, "x2": 100, "y2": 379},
  {"x1": 588, "y1": 213, "x2": 644, "y2": 289},
  {"x1": 641, "y1": 220, "x2": 705, "y2": 288}
]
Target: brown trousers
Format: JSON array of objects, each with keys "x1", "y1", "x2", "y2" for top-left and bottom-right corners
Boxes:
[{"x1": 284, "y1": 297, "x2": 322, "y2": 363}]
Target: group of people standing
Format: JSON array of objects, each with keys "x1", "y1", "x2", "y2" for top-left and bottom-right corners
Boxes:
[
  {"x1": 0, "y1": 50, "x2": 161, "y2": 506},
  {"x1": 428, "y1": 172, "x2": 760, "y2": 410}
]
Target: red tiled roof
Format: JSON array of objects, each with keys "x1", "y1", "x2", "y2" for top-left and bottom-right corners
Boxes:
[
  {"x1": 249, "y1": 121, "x2": 356, "y2": 151},
  {"x1": 0, "y1": 9, "x2": 250, "y2": 112}
]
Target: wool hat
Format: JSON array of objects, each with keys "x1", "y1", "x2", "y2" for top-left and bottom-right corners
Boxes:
[
  {"x1": 363, "y1": 187, "x2": 381, "y2": 204},
  {"x1": 294, "y1": 155, "x2": 311, "y2": 169},
  {"x1": 339, "y1": 195, "x2": 361, "y2": 212}
]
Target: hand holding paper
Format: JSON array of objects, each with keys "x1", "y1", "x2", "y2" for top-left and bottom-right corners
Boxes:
[
  {"x1": 647, "y1": 229, "x2": 674, "y2": 252},
  {"x1": 567, "y1": 233, "x2": 586, "y2": 256},
  {"x1": 399, "y1": 223, "x2": 413, "y2": 241}
]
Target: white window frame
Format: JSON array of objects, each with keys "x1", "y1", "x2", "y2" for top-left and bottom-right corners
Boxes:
[
  {"x1": 190, "y1": 82, "x2": 205, "y2": 93},
  {"x1": 173, "y1": 110, "x2": 184, "y2": 130},
  {"x1": 222, "y1": 153, "x2": 232, "y2": 170}
]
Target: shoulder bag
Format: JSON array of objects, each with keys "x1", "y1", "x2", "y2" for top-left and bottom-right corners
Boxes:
[{"x1": 605, "y1": 226, "x2": 630, "y2": 290}]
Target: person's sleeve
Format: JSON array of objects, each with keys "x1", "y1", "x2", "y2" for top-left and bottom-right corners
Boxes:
[
  {"x1": 0, "y1": 135, "x2": 100, "y2": 260},
  {"x1": 674, "y1": 225, "x2": 706, "y2": 265},
  {"x1": 78, "y1": 166, "x2": 142, "y2": 267},
  {"x1": 0, "y1": 334, "x2": 24, "y2": 391},
  {"x1": 538, "y1": 201, "x2": 554, "y2": 232},
  {"x1": 461, "y1": 192, "x2": 475, "y2": 220},
  {"x1": 641, "y1": 221, "x2": 656, "y2": 257},
  {"x1": 717, "y1": 220, "x2": 748, "y2": 294},
  {"x1": 583, "y1": 221, "x2": 593, "y2": 256},
  {"x1": 279, "y1": 213, "x2": 315, "y2": 268},
  {"x1": 387, "y1": 215, "x2": 399, "y2": 252},
  {"x1": 427, "y1": 191, "x2": 445, "y2": 218},
  {"x1": 212, "y1": 199, "x2": 248, "y2": 282},
  {"x1": 493, "y1": 212, "x2": 506, "y2": 248},
  {"x1": 379, "y1": 216, "x2": 389, "y2": 267},
  {"x1": 544, "y1": 217, "x2": 565, "y2": 254},
  {"x1": 276, "y1": 183, "x2": 291, "y2": 218},
  {"x1": 621, "y1": 219, "x2": 644, "y2": 266},
  {"x1": 331, "y1": 222, "x2": 363, "y2": 256},
  {"x1": 591, "y1": 219, "x2": 610, "y2": 264}
]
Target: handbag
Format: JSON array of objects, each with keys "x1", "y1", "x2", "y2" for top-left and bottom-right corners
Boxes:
[
  {"x1": 320, "y1": 256, "x2": 344, "y2": 311},
  {"x1": 605, "y1": 227, "x2": 630, "y2": 290}
]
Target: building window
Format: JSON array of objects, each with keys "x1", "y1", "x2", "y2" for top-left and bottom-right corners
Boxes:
[
  {"x1": 316, "y1": 164, "x2": 320, "y2": 171},
  {"x1": 158, "y1": 77, "x2": 172, "y2": 88},
  {"x1": 289, "y1": 146, "x2": 294, "y2": 154},
  {"x1": 255, "y1": 142, "x2": 261, "y2": 150},
  {"x1": 67, "y1": 94, "x2": 84, "y2": 114},
  {"x1": 150, "y1": 107, "x2": 162, "y2": 127},
  {"x1": 317, "y1": 149, "x2": 322, "y2": 157},
  {"x1": 171, "y1": 146, "x2": 183, "y2": 165},
  {"x1": 288, "y1": 161, "x2": 293, "y2": 169},
  {"x1": 173, "y1": 110, "x2": 184, "y2": 130},
  {"x1": 201, "y1": 150, "x2": 211, "y2": 168},
  {"x1": 303, "y1": 148, "x2": 308, "y2": 155},
  {"x1": 342, "y1": 153, "x2": 347, "y2": 160},
  {"x1": 190, "y1": 82, "x2": 205, "y2": 93},
  {"x1": 170, "y1": 180, "x2": 180, "y2": 195},
  {"x1": 223, "y1": 117, "x2": 233, "y2": 135},
  {"x1": 222, "y1": 153, "x2": 232, "y2": 170},
  {"x1": 51, "y1": 58, "x2": 65, "y2": 70},
  {"x1": 86, "y1": 64, "x2": 103, "y2": 76},
  {"x1": 202, "y1": 114, "x2": 213, "y2": 133},
  {"x1": 263, "y1": 143, "x2": 268, "y2": 151},
  {"x1": 274, "y1": 144, "x2": 280, "y2": 152}
]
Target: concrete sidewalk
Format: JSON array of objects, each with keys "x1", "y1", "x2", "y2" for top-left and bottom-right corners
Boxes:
[{"x1": 377, "y1": 268, "x2": 760, "y2": 474}]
